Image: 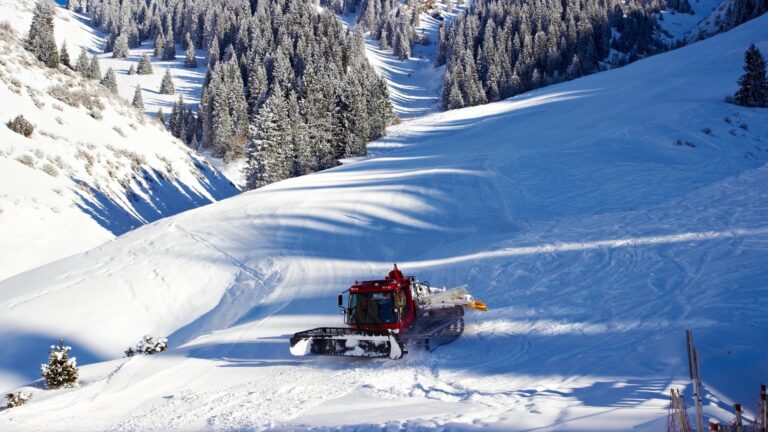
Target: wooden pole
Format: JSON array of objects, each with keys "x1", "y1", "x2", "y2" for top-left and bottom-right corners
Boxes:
[
  {"x1": 761, "y1": 384, "x2": 767, "y2": 432},
  {"x1": 734, "y1": 403, "x2": 742, "y2": 432},
  {"x1": 694, "y1": 352, "x2": 705, "y2": 430},
  {"x1": 685, "y1": 330, "x2": 704, "y2": 432},
  {"x1": 708, "y1": 421, "x2": 718, "y2": 431}
]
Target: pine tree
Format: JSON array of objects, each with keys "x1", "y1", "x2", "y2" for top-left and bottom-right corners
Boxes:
[
  {"x1": 159, "y1": 68, "x2": 175, "y2": 94},
  {"x1": 137, "y1": 53, "x2": 153, "y2": 75},
  {"x1": 59, "y1": 41, "x2": 70, "y2": 68},
  {"x1": 128, "y1": 63, "x2": 136, "y2": 75},
  {"x1": 735, "y1": 44, "x2": 768, "y2": 108},
  {"x1": 245, "y1": 87, "x2": 290, "y2": 189},
  {"x1": 27, "y1": 0, "x2": 59, "y2": 68},
  {"x1": 74, "y1": 48, "x2": 89, "y2": 77},
  {"x1": 132, "y1": 85, "x2": 144, "y2": 110},
  {"x1": 169, "y1": 94, "x2": 184, "y2": 138},
  {"x1": 184, "y1": 32, "x2": 197, "y2": 67},
  {"x1": 154, "y1": 31, "x2": 165, "y2": 58},
  {"x1": 101, "y1": 67, "x2": 118, "y2": 94},
  {"x1": 89, "y1": 54, "x2": 101, "y2": 80},
  {"x1": 113, "y1": 32, "x2": 129, "y2": 58},
  {"x1": 156, "y1": 107, "x2": 165, "y2": 125},
  {"x1": 40, "y1": 340, "x2": 78, "y2": 389},
  {"x1": 163, "y1": 33, "x2": 176, "y2": 60}
]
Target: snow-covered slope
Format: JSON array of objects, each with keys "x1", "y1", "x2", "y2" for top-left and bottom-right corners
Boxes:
[
  {"x1": 658, "y1": 0, "x2": 729, "y2": 41},
  {"x1": 1, "y1": 13, "x2": 768, "y2": 431},
  {"x1": 0, "y1": 0, "x2": 207, "y2": 121},
  {"x1": 360, "y1": 1, "x2": 463, "y2": 119},
  {"x1": 0, "y1": 23, "x2": 237, "y2": 282}
]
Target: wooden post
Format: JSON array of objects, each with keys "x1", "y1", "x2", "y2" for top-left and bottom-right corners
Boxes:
[
  {"x1": 734, "y1": 403, "x2": 742, "y2": 432},
  {"x1": 761, "y1": 384, "x2": 767, "y2": 432},
  {"x1": 709, "y1": 421, "x2": 718, "y2": 431},
  {"x1": 687, "y1": 330, "x2": 705, "y2": 432}
]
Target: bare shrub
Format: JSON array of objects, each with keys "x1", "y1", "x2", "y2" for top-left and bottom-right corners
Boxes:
[
  {"x1": 41, "y1": 163, "x2": 58, "y2": 177},
  {"x1": 6, "y1": 115, "x2": 34, "y2": 137},
  {"x1": 112, "y1": 126, "x2": 126, "y2": 137},
  {"x1": 15, "y1": 154, "x2": 35, "y2": 167},
  {"x1": 47, "y1": 85, "x2": 104, "y2": 113}
]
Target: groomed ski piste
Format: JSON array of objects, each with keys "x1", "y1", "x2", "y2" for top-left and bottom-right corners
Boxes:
[{"x1": 1, "y1": 12, "x2": 767, "y2": 432}]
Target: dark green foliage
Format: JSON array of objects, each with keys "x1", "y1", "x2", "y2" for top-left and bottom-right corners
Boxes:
[
  {"x1": 59, "y1": 41, "x2": 70, "y2": 68},
  {"x1": 101, "y1": 67, "x2": 118, "y2": 93},
  {"x1": 89, "y1": 55, "x2": 101, "y2": 80},
  {"x1": 184, "y1": 32, "x2": 197, "y2": 67},
  {"x1": 159, "y1": 68, "x2": 175, "y2": 94},
  {"x1": 74, "y1": 48, "x2": 89, "y2": 76},
  {"x1": 137, "y1": 53, "x2": 153, "y2": 75},
  {"x1": 735, "y1": 44, "x2": 768, "y2": 108},
  {"x1": 440, "y1": 0, "x2": 666, "y2": 110},
  {"x1": 87, "y1": 0, "x2": 394, "y2": 187},
  {"x1": 132, "y1": 85, "x2": 144, "y2": 110},
  {"x1": 27, "y1": 0, "x2": 59, "y2": 68}
]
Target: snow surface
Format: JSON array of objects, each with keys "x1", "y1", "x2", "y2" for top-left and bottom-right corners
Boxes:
[
  {"x1": 1, "y1": 12, "x2": 768, "y2": 432},
  {"x1": 658, "y1": 0, "x2": 728, "y2": 41},
  {"x1": 360, "y1": 1, "x2": 463, "y2": 119},
  {"x1": 0, "y1": 0, "x2": 208, "y2": 120},
  {"x1": 0, "y1": 4, "x2": 237, "y2": 282}
]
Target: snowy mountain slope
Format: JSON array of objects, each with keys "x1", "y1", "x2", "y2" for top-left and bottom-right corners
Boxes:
[
  {"x1": 360, "y1": 1, "x2": 463, "y2": 119},
  {"x1": 0, "y1": 24, "x2": 237, "y2": 282},
  {"x1": 1, "y1": 14, "x2": 768, "y2": 431},
  {"x1": 0, "y1": 0, "x2": 207, "y2": 122},
  {"x1": 658, "y1": 0, "x2": 729, "y2": 41}
]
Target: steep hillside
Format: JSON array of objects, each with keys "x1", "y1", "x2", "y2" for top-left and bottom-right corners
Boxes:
[
  {"x1": 0, "y1": 13, "x2": 767, "y2": 432},
  {"x1": 0, "y1": 24, "x2": 237, "y2": 282}
]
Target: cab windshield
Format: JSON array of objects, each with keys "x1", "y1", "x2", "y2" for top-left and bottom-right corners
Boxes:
[{"x1": 348, "y1": 292, "x2": 396, "y2": 324}]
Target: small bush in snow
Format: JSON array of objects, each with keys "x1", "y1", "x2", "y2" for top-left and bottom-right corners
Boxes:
[
  {"x1": 16, "y1": 154, "x2": 35, "y2": 167},
  {"x1": 5, "y1": 392, "x2": 31, "y2": 409},
  {"x1": 702, "y1": 127, "x2": 712, "y2": 135},
  {"x1": 41, "y1": 339, "x2": 79, "y2": 389},
  {"x1": 6, "y1": 115, "x2": 35, "y2": 137},
  {"x1": 47, "y1": 85, "x2": 104, "y2": 113},
  {"x1": 739, "y1": 123, "x2": 749, "y2": 131},
  {"x1": 41, "y1": 163, "x2": 58, "y2": 177},
  {"x1": 125, "y1": 335, "x2": 168, "y2": 357}
]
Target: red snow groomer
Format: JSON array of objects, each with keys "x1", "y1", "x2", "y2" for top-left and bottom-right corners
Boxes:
[{"x1": 289, "y1": 265, "x2": 487, "y2": 360}]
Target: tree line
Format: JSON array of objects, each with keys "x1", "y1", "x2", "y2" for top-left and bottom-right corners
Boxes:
[
  {"x1": 437, "y1": 0, "x2": 667, "y2": 109},
  {"x1": 80, "y1": 0, "x2": 395, "y2": 189}
]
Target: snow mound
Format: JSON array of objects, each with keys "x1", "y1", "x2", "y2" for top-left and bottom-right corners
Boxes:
[{"x1": 0, "y1": 13, "x2": 767, "y2": 432}]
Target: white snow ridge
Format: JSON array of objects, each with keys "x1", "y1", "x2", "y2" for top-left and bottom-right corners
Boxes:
[{"x1": 1, "y1": 3, "x2": 767, "y2": 432}]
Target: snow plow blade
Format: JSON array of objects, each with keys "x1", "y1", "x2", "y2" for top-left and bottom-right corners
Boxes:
[{"x1": 290, "y1": 327, "x2": 405, "y2": 360}]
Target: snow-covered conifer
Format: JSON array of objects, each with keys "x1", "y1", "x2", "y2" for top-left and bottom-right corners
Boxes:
[
  {"x1": 40, "y1": 340, "x2": 78, "y2": 389},
  {"x1": 154, "y1": 31, "x2": 164, "y2": 58},
  {"x1": 27, "y1": 0, "x2": 59, "y2": 68},
  {"x1": 169, "y1": 94, "x2": 184, "y2": 138},
  {"x1": 184, "y1": 32, "x2": 197, "y2": 67},
  {"x1": 88, "y1": 54, "x2": 101, "y2": 80},
  {"x1": 159, "y1": 68, "x2": 175, "y2": 94},
  {"x1": 59, "y1": 41, "x2": 70, "y2": 68},
  {"x1": 101, "y1": 67, "x2": 117, "y2": 93},
  {"x1": 112, "y1": 32, "x2": 129, "y2": 58},
  {"x1": 74, "y1": 48, "x2": 89, "y2": 76},
  {"x1": 137, "y1": 53, "x2": 153, "y2": 75},
  {"x1": 735, "y1": 44, "x2": 768, "y2": 108},
  {"x1": 132, "y1": 85, "x2": 144, "y2": 110}
]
